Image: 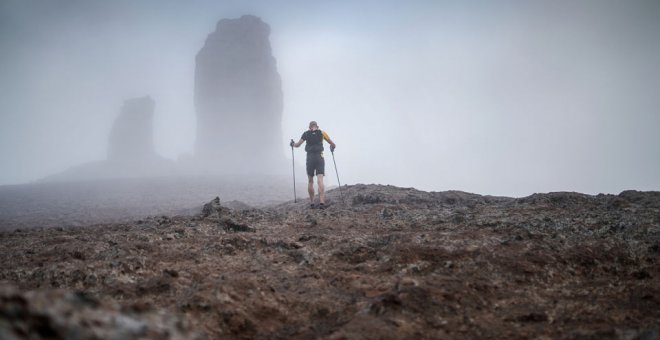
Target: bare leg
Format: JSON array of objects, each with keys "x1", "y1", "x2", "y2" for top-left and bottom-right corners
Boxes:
[
  {"x1": 308, "y1": 176, "x2": 315, "y2": 203},
  {"x1": 318, "y1": 175, "x2": 325, "y2": 204}
]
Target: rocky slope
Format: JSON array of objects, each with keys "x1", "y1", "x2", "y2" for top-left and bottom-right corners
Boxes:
[{"x1": 1, "y1": 184, "x2": 658, "y2": 339}]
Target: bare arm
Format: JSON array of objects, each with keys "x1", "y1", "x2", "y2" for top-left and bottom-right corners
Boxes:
[
  {"x1": 292, "y1": 138, "x2": 304, "y2": 148},
  {"x1": 322, "y1": 131, "x2": 336, "y2": 150},
  {"x1": 326, "y1": 137, "x2": 336, "y2": 149}
]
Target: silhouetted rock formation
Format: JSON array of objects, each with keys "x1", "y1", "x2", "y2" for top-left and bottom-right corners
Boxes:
[
  {"x1": 42, "y1": 96, "x2": 176, "y2": 182},
  {"x1": 194, "y1": 15, "x2": 285, "y2": 174},
  {"x1": 41, "y1": 15, "x2": 291, "y2": 183},
  {"x1": 108, "y1": 96, "x2": 157, "y2": 162}
]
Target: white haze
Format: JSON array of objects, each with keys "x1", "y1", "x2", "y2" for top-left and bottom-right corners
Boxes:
[{"x1": 0, "y1": 0, "x2": 659, "y2": 197}]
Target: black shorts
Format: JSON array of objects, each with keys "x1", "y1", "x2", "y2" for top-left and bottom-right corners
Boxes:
[{"x1": 306, "y1": 153, "x2": 325, "y2": 177}]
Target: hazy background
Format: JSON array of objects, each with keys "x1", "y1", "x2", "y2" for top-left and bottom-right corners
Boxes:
[{"x1": 1, "y1": 0, "x2": 659, "y2": 197}]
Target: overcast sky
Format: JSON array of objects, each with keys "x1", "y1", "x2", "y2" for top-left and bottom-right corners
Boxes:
[{"x1": 1, "y1": 0, "x2": 659, "y2": 196}]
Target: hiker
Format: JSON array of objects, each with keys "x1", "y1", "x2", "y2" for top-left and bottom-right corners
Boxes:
[{"x1": 290, "y1": 121, "x2": 336, "y2": 209}]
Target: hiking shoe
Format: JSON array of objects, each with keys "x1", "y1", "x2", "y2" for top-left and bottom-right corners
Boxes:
[
  {"x1": 319, "y1": 203, "x2": 326, "y2": 209},
  {"x1": 310, "y1": 203, "x2": 316, "y2": 209}
]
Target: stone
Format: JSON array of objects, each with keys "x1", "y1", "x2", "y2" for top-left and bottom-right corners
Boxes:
[
  {"x1": 221, "y1": 217, "x2": 255, "y2": 233},
  {"x1": 194, "y1": 15, "x2": 285, "y2": 174},
  {"x1": 201, "y1": 197, "x2": 224, "y2": 218}
]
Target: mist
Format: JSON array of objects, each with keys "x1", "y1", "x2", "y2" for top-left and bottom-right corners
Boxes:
[{"x1": 1, "y1": 0, "x2": 659, "y2": 197}]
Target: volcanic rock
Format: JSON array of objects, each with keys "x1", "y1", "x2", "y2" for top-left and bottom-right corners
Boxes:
[
  {"x1": 1, "y1": 184, "x2": 658, "y2": 338},
  {"x1": 194, "y1": 15, "x2": 285, "y2": 174},
  {"x1": 0, "y1": 285, "x2": 198, "y2": 339},
  {"x1": 201, "y1": 196, "x2": 228, "y2": 218}
]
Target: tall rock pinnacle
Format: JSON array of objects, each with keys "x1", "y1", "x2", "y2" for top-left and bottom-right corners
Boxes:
[
  {"x1": 44, "y1": 96, "x2": 178, "y2": 181},
  {"x1": 108, "y1": 96, "x2": 156, "y2": 162},
  {"x1": 194, "y1": 15, "x2": 285, "y2": 174}
]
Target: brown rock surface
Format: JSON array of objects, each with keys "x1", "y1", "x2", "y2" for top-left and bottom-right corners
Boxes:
[
  {"x1": 1, "y1": 184, "x2": 658, "y2": 338},
  {"x1": 0, "y1": 285, "x2": 199, "y2": 339}
]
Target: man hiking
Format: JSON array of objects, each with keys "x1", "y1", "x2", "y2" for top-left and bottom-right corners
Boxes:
[{"x1": 290, "y1": 121, "x2": 337, "y2": 209}]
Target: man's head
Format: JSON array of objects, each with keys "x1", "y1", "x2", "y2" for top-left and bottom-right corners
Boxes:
[{"x1": 309, "y1": 121, "x2": 319, "y2": 130}]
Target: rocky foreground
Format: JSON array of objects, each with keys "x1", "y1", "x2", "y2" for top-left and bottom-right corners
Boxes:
[{"x1": 1, "y1": 184, "x2": 658, "y2": 339}]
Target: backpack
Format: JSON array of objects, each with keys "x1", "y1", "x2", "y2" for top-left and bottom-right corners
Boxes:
[{"x1": 304, "y1": 129, "x2": 324, "y2": 154}]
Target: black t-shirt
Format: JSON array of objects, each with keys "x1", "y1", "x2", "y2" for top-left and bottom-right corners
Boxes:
[{"x1": 301, "y1": 129, "x2": 325, "y2": 154}]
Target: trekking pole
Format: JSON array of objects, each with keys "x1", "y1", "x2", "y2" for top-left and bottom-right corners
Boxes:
[
  {"x1": 290, "y1": 140, "x2": 297, "y2": 203},
  {"x1": 331, "y1": 150, "x2": 344, "y2": 202}
]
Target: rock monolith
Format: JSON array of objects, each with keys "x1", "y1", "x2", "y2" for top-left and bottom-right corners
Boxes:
[
  {"x1": 108, "y1": 96, "x2": 157, "y2": 162},
  {"x1": 42, "y1": 95, "x2": 177, "y2": 181},
  {"x1": 194, "y1": 15, "x2": 285, "y2": 174}
]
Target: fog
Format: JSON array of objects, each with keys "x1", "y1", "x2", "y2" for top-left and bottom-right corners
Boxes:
[{"x1": 1, "y1": 0, "x2": 659, "y2": 197}]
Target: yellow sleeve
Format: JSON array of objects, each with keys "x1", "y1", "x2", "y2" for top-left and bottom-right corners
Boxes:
[{"x1": 322, "y1": 130, "x2": 330, "y2": 142}]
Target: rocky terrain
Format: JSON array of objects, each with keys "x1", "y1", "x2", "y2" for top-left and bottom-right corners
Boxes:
[
  {"x1": 0, "y1": 177, "x2": 300, "y2": 230},
  {"x1": 1, "y1": 184, "x2": 658, "y2": 339}
]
